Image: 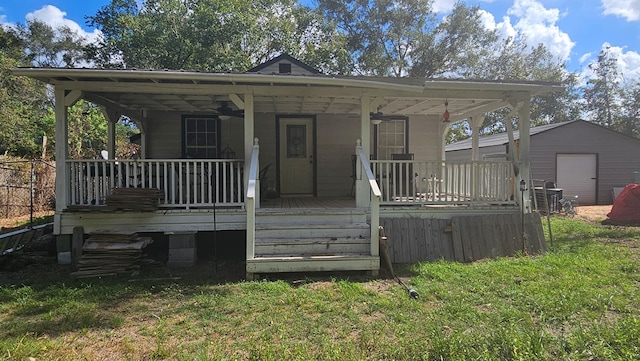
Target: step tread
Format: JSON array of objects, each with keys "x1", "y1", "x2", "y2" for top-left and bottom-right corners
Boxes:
[
  {"x1": 255, "y1": 222, "x2": 370, "y2": 230},
  {"x1": 248, "y1": 255, "x2": 378, "y2": 261},
  {"x1": 256, "y1": 208, "x2": 366, "y2": 216},
  {"x1": 255, "y1": 237, "x2": 369, "y2": 244}
]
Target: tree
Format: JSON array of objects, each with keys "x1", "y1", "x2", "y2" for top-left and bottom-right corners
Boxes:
[
  {"x1": 86, "y1": 0, "x2": 351, "y2": 73},
  {"x1": 620, "y1": 82, "x2": 640, "y2": 139},
  {"x1": 583, "y1": 47, "x2": 622, "y2": 130},
  {"x1": 0, "y1": 28, "x2": 53, "y2": 157},
  {"x1": 318, "y1": 0, "x2": 436, "y2": 76},
  {"x1": 410, "y1": 2, "x2": 498, "y2": 78},
  {"x1": 13, "y1": 19, "x2": 88, "y2": 67}
]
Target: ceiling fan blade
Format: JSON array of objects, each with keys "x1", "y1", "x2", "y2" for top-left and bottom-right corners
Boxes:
[
  {"x1": 370, "y1": 112, "x2": 408, "y2": 121},
  {"x1": 215, "y1": 102, "x2": 244, "y2": 117}
]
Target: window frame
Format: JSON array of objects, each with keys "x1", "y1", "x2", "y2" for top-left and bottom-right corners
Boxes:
[
  {"x1": 373, "y1": 119, "x2": 409, "y2": 160},
  {"x1": 181, "y1": 115, "x2": 221, "y2": 159}
]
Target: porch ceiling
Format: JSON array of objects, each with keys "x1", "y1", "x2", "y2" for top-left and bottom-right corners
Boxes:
[{"x1": 13, "y1": 67, "x2": 562, "y2": 121}]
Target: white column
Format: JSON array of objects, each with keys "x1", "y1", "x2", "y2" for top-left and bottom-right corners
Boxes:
[
  {"x1": 356, "y1": 94, "x2": 371, "y2": 208},
  {"x1": 54, "y1": 88, "x2": 69, "y2": 233},
  {"x1": 470, "y1": 115, "x2": 484, "y2": 161},
  {"x1": 243, "y1": 93, "x2": 255, "y2": 201},
  {"x1": 518, "y1": 98, "x2": 532, "y2": 213}
]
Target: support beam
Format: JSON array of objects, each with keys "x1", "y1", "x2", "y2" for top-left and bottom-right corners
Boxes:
[
  {"x1": 54, "y1": 88, "x2": 69, "y2": 217},
  {"x1": 229, "y1": 93, "x2": 245, "y2": 110},
  {"x1": 470, "y1": 115, "x2": 485, "y2": 161},
  {"x1": 243, "y1": 93, "x2": 255, "y2": 204},
  {"x1": 356, "y1": 94, "x2": 371, "y2": 208},
  {"x1": 64, "y1": 89, "x2": 83, "y2": 107},
  {"x1": 518, "y1": 98, "x2": 532, "y2": 213},
  {"x1": 503, "y1": 102, "x2": 523, "y2": 164},
  {"x1": 370, "y1": 96, "x2": 384, "y2": 111},
  {"x1": 101, "y1": 108, "x2": 121, "y2": 159}
]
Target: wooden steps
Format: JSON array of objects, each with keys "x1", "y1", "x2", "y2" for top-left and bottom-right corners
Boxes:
[
  {"x1": 246, "y1": 255, "x2": 379, "y2": 276},
  {"x1": 248, "y1": 208, "x2": 379, "y2": 276}
]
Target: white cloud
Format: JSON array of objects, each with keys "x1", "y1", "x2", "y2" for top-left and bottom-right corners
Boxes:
[
  {"x1": 432, "y1": 0, "x2": 457, "y2": 13},
  {"x1": 601, "y1": 0, "x2": 640, "y2": 21},
  {"x1": 606, "y1": 44, "x2": 640, "y2": 84},
  {"x1": 506, "y1": 0, "x2": 574, "y2": 61},
  {"x1": 475, "y1": 1, "x2": 573, "y2": 62},
  {"x1": 25, "y1": 5, "x2": 101, "y2": 43},
  {"x1": 579, "y1": 43, "x2": 640, "y2": 86}
]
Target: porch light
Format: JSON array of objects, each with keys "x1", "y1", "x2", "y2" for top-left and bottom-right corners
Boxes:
[
  {"x1": 442, "y1": 100, "x2": 450, "y2": 122},
  {"x1": 218, "y1": 114, "x2": 231, "y2": 121},
  {"x1": 371, "y1": 118, "x2": 382, "y2": 125},
  {"x1": 519, "y1": 179, "x2": 526, "y2": 192}
]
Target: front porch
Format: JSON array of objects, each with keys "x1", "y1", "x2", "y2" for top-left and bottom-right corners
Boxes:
[{"x1": 13, "y1": 62, "x2": 561, "y2": 277}]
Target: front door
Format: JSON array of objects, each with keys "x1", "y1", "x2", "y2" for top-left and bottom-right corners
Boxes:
[{"x1": 278, "y1": 117, "x2": 315, "y2": 195}]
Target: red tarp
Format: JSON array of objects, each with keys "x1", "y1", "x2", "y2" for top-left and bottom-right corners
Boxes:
[{"x1": 606, "y1": 184, "x2": 640, "y2": 223}]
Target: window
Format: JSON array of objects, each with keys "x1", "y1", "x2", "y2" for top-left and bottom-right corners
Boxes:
[
  {"x1": 286, "y1": 125, "x2": 307, "y2": 158},
  {"x1": 279, "y1": 63, "x2": 292, "y2": 74},
  {"x1": 182, "y1": 116, "x2": 220, "y2": 158},
  {"x1": 375, "y1": 119, "x2": 408, "y2": 160}
]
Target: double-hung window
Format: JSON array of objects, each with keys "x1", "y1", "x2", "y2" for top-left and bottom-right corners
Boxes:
[
  {"x1": 182, "y1": 116, "x2": 220, "y2": 159},
  {"x1": 374, "y1": 119, "x2": 408, "y2": 159}
]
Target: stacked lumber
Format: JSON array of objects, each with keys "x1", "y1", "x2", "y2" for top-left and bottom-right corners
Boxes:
[
  {"x1": 0, "y1": 224, "x2": 56, "y2": 271},
  {"x1": 105, "y1": 187, "x2": 164, "y2": 211},
  {"x1": 71, "y1": 233, "x2": 154, "y2": 278}
]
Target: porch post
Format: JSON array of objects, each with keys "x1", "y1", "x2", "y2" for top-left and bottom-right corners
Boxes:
[
  {"x1": 243, "y1": 93, "x2": 255, "y2": 205},
  {"x1": 107, "y1": 118, "x2": 116, "y2": 159},
  {"x1": 356, "y1": 94, "x2": 371, "y2": 208},
  {"x1": 470, "y1": 115, "x2": 484, "y2": 161},
  {"x1": 54, "y1": 88, "x2": 69, "y2": 231},
  {"x1": 518, "y1": 97, "x2": 532, "y2": 213}
]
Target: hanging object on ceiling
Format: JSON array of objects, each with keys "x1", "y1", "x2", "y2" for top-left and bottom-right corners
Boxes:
[
  {"x1": 214, "y1": 101, "x2": 244, "y2": 120},
  {"x1": 370, "y1": 108, "x2": 409, "y2": 124},
  {"x1": 442, "y1": 100, "x2": 450, "y2": 122}
]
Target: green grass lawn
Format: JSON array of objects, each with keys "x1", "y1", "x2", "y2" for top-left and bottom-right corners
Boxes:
[{"x1": 1, "y1": 217, "x2": 639, "y2": 360}]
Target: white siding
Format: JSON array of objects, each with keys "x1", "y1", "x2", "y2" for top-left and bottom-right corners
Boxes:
[{"x1": 143, "y1": 111, "x2": 446, "y2": 198}]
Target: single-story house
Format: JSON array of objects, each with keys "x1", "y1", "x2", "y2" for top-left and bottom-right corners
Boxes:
[
  {"x1": 445, "y1": 120, "x2": 640, "y2": 205},
  {"x1": 13, "y1": 55, "x2": 561, "y2": 278}
]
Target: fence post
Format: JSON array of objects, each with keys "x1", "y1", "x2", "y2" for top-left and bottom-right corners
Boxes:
[{"x1": 30, "y1": 159, "x2": 35, "y2": 228}]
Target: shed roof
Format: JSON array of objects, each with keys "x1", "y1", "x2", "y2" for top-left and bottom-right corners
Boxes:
[{"x1": 445, "y1": 120, "x2": 579, "y2": 151}]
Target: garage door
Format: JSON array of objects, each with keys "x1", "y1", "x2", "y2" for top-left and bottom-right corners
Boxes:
[{"x1": 556, "y1": 154, "x2": 597, "y2": 205}]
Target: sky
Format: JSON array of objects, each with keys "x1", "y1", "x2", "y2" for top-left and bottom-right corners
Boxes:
[{"x1": 1, "y1": 0, "x2": 639, "y2": 82}]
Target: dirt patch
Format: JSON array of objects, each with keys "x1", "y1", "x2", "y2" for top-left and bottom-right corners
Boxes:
[{"x1": 575, "y1": 205, "x2": 612, "y2": 222}]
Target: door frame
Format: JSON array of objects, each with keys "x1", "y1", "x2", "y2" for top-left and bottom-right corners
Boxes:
[
  {"x1": 275, "y1": 115, "x2": 317, "y2": 197},
  {"x1": 555, "y1": 152, "x2": 599, "y2": 205}
]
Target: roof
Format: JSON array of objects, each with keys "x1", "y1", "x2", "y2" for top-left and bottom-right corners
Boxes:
[
  {"x1": 11, "y1": 66, "x2": 562, "y2": 120},
  {"x1": 247, "y1": 53, "x2": 321, "y2": 74},
  {"x1": 444, "y1": 120, "x2": 638, "y2": 152}
]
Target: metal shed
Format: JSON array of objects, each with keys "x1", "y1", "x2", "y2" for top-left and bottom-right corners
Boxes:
[{"x1": 446, "y1": 120, "x2": 640, "y2": 205}]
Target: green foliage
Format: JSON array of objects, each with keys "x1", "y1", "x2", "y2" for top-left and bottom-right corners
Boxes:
[
  {"x1": 86, "y1": 0, "x2": 351, "y2": 73},
  {"x1": 1, "y1": 218, "x2": 639, "y2": 360},
  {"x1": 0, "y1": 28, "x2": 52, "y2": 157},
  {"x1": 319, "y1": 0, "x2": 437, "y2": 76},
  {"x1": 13, "y1": 19, "x2": 88, "y2": 68},
  {"x1": 411, "y1": 2, "x2": 498, "y2": 78}
]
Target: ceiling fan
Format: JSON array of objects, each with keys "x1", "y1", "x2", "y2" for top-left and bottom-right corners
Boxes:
[
  {"x1": 213, "y1": 101, "x2": 244, "y2": 119},
  {"x1": 369, "y1": 111, "x2": 408, "y2": 123}
]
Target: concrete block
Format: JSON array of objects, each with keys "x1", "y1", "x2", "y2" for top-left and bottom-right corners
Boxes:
[
  {"x1": 56, "y1": 234, "x2": 71, "y2": 264},
  {"x1": 167, "y1": 232, "x2": 197, "y2": 267}
]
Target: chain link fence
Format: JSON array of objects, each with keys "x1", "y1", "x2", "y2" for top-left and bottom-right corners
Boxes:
[{"x1": 0, "y1": 159, "x2": 55, "y2": 226}]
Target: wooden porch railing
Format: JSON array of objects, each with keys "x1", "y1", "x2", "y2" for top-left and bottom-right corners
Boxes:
[
  {"x1": 355, "y1": 145, "x2": 380, "y2": 258},
  {"x1": 369, "y1": 160, "x2": 515, "y2": 206},
  {"x1": 66, "y1": 159, "x2": 244, "y2": 209}
]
